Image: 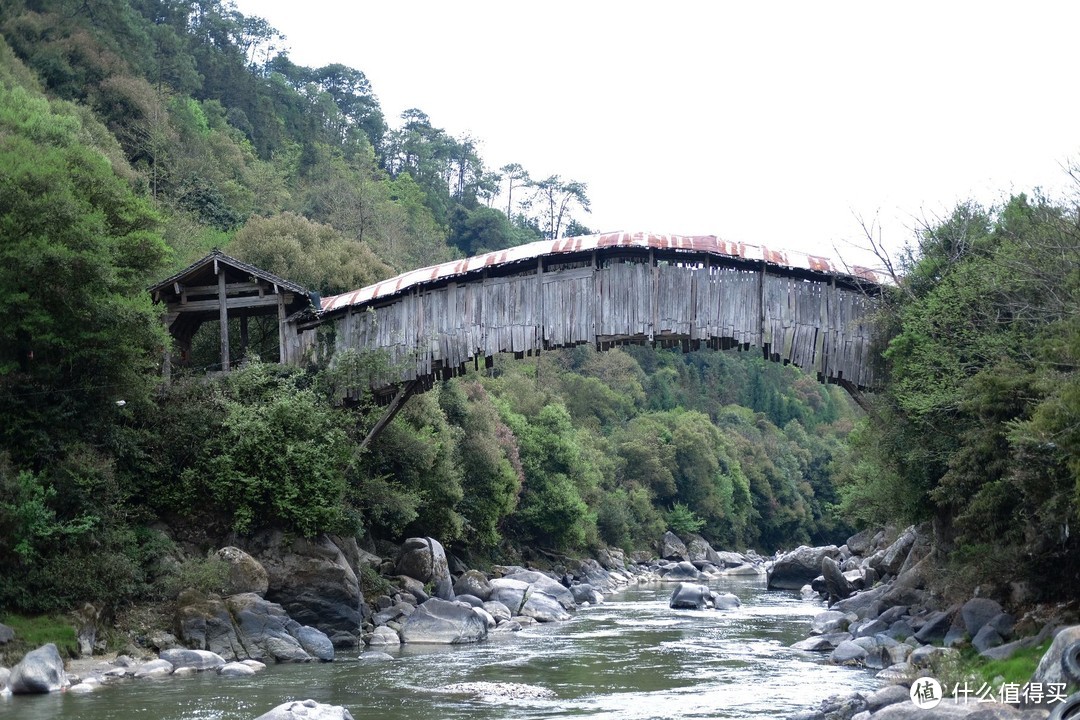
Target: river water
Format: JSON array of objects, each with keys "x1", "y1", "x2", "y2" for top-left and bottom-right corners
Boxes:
[{"x1": 1, "y1": 576, "x2": 881, "y2": 720}]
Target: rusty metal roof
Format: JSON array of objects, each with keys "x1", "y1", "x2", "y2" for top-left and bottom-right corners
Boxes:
[{"x1": 319, "y1": 231, "x2": 890, "y2": 313}]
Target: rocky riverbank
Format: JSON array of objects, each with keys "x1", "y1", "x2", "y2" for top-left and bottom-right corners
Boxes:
[
  {"x1": 0, "y1": 527, "x2": 767, "y2": 716},
  {"x1": 776, "y1": 525, "x2": 1080, "y2": 720}
]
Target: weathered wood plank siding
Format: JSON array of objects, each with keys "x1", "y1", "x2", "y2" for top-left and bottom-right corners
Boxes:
[{"x1": 298, "y1": 249, "x2": 881, "y2": 400}]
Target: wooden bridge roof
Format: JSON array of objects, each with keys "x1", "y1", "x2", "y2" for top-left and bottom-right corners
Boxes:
[{"x1": 319, "y1": 231, "x2": 889, "y2": 314}]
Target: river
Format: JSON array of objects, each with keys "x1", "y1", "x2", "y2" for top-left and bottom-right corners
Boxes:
[{"x1": 0, "y1": 576, "x2": 881, "y2": 720}]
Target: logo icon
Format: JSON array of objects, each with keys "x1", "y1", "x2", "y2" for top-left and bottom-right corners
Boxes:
[{"x1": 910, "y1": 677, "x2": 943, "y2": 709}]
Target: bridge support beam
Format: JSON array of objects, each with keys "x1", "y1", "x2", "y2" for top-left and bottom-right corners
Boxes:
[{"x1": 357, "y1": 379, "x2": 419, "y2": 453}]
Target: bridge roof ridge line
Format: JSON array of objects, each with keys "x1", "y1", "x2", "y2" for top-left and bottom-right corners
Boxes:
[{"x1": 318, "y1": 231, "x2": 889, "y2": 314}]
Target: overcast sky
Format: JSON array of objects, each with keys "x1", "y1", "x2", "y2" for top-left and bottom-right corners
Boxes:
[{"x1": 234, "y1": 0, "x2": 1080, "y2": 269}]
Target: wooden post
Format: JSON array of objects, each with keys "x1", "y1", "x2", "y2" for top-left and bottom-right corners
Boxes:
[
  {"x1": 218, "y1": 265, "x2": 230, "y2": 371},
  {"x1": 357, "y1": 380, "x2": 418, "y2": 453},
  {"x1": 277, "y1": 288, "x2": 287, "y2": 363},
  {"x1": 649, "y1": 248, "x2": 657, "y2": 342},
  {"x1": 239, "y1": 315, "x2": 249, "y2": 362}
]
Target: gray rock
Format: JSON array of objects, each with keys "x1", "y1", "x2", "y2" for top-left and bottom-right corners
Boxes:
[
  {"x1": 488, "y1": 578, "x2": 530, "y2": 614},
  {"x1": 660, "y1": 561, "x2": 704, "y2": 582},
  {"x1": 854, "y1": 618, "x2": 889, "y2": 638},
  {"x1": 569, "y1": 584, "x2": 598, "y2": 605},
  {"x1": 987, "y1": 612, "x2": 1015, "y2": 639},
  {"x1": 455, "y1": 594, "x2": 484, "y2": 608},
  {"x1": 659, "y1": 531, "x2": 688, "y2": 561},
  {"x1": 867, "y1": 684, "x2": 910, "y2": 711},
  {"x1": 176, "y1": 590, "x2": 247, "y2": 661},
  {"x1": 811, "y1": 610, "x2": 853, "y2": 635},
  {"x1": 961, "y1": 597, "x2": 1004, "y2": 637},
  {"x1": 792, "y1": 633, "x2": 852, "y2": 652},
  {"x1": 296, "y1": 626, "x2": 334, "y2": 662},
  {"x1": 822, "y1": 556, "x2": 856, "y2": 602},
  {"x1": 684, "y1": 533, "x2": 722, "y2": 564},
  {"x1": 874, "y1": 525, "x2": 917, "y2": 576},
  {"x1": 1031, "y1": 625, "x2": 1080, "y2": 685},
  {"x1": 520, "y1": 591, "x2": 572, "y2": 622},
  {"x1": 133, "y1": 659, "x2": 174, "y2": 678},
  {"x1": 832, "y1": 585, "x2": 888, "y2": 619},
  {"x1": 768, "y1": 545, "x2": 841, "y2": 590},
  {"x1": 0, "y1": 667, "x2": 9, "y2": 692},
  {"x1": 226, "y1": 593, "x2": 313, "y2": 662},
  {"x1": 253, "y1": 699, "x2": 355, "y2": 720},
  {"x1": 396, "y1": 537, "x2": 454, "y2": 601},
  {"x1": 503, "y1": 571, "x2": 577, "y2": 611},
  {"x1": 596, "y1": 546, "x2": 627, "y2": 571},
  {"x1": 471, "y1": 607, "x2": 496, "y2": 628},
  {"x1": 218, "y1": 546, "x2": 270, "y2": 596},
  {"x1": 914, "y1": 610, "x2": 954, "y2": 643},
  {"x1": 452, "y1": 570, "x2": 491, "y2": 601},
  {"x1": 0, "y1": 624, "x2": 14, "y2": 645},
  {"x1": 219, "y1": 661, "x2": 256, "y2": 677},
  {"x1": 400, "y1": 598, "x2": 488, "y2": 644},
  {"x1": 394, "y1": 576, "x2": 429, "y2": 603},
  {"x1": 9, "y1": 644, "x2": 69, "y2": 694},
  {"x1": 482, "y1": 601, "x2": 512, "y2": 624},
  {"x1": 830, "y1": 640, "x2": 868, "y2": 665},
  {"x1": 909, "y1": 644, "x2": 956, "y2": 667},
  {"x1": 357, "y1": 651, "x2": 394, "y2": 663},
  {"x1": 711, "y1": 592, "x2": 741, "y2": 610},
  {"x1": 367, "y1": 626, "x2": 400, "y2": 646},
  {"x1": 846, "y1": 529, "x2": 876, "y2": 556},
  {"x1": 887, "y1": 619, "x2": 915, "y2": 640},
  {"x1": 669, "y1": 582, "x2": 711, "y2": 610},
  {"x1": 972, "y1": 625, "x2": 1004, "y2": 654},
  {"x1": 159, "y1": 648, "x2": 225, "y2": 671},
  {"x1": 944, "y1": 627, "x2": 968, "y2": 647},
  {"x1": 243, "y1": 532, "x2": 364, "y2": 639}
]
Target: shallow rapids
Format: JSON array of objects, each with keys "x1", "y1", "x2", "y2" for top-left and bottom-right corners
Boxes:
[{"x1": 0, "y1": 576, "x2": 881, "y2": 720}]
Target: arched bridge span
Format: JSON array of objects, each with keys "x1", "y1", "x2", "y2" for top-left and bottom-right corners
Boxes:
[{"x1": 284, "y1": 232, "x2": 888, "y2": 401}]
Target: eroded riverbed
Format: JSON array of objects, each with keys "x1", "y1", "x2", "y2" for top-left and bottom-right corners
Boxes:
[{"x1": 0, "y1": 577, "x2": 881, "y2": 720}]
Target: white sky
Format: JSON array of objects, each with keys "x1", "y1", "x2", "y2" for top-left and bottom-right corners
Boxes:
[{"x1": 235, "y1": 0, "x2": 1080, "y2": 269}]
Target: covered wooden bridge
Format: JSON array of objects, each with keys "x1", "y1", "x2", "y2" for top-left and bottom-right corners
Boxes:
[{"x1": 284, "y1": 232, "x2": 888, "y2": 404}]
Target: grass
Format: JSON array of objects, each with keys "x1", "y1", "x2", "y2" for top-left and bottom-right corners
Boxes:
[
  {"x1": 931, "y1": 639, "x2": 1055, "y2": 696},
  {"x1": 0, "y1": 613, "x2": 79, "y2": 665},
  {"x1": 973, "y1": 640, "x2": 1053, "y2": 686}
]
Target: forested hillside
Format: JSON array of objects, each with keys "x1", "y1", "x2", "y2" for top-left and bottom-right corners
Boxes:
[{"x1": 0, "y1": 0, "x2": 1076, "y2": 618}]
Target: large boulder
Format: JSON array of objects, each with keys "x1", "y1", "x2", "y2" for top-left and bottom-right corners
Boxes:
[
  {"x1": 520, "y1": 591, "x2": 572, "y2": 622},
  {"x1": 1031, "y1": 625, "x2": 1080, "y2": 686},
  {"x1": 226, "y1": 593, "x2": 324, "y2": 662},
  {"x1": 395, "y1": 537, "x2": 454, "y2": 601},
  {"x1": 683, "y1": 534, "x2": 722, "y2": 565},
  {"x1": 176, "y1": 590, "x2": 248, "y2": 660},
  {"x1": 159, "y1": 648, "x2": 226, "y2": 671},
  {"x1": 658, "y1": 531, "x2": 688, "y2": 561},
  {"x1": 9, "y1": 644, "x2": 68, "y2": 694},
  {"x1": 217, "y1": 546, "x2": 269, "y2": 596},
  {"x1": 488, "y1": 578, "x2": 530, "y2": 614},
  {"x1": 502, "y1": 571, "x2": 576, "y2": 611},
  {"x1": 669, "y1": 583, "x2": 711, "y2": 610},
  {"x1": 0, "y1": 623, "x2": 14, "y2": 645},
  {"x1": 254, "y1": 699, "x2": 355, "y2": 720},
  {"x1": 453, "y1": 570, "x2": 491, "y2": 601},
  {"x1": 822, "y1": 555, "x2": 856, "y2": 603},
  {"x1": 767, "y1": 545, "x2": 841, "y2": 590},
  {"x1": 872, "y1": 525, "x2": 917, "y2": 577},
  {"x1": 960, "y1": 597, "x2": 1004, "y2": 637},
  {"x1": 660, "y1": 561, "x2": 704, "y2": 582},
  {"x1": 242, "y1": 531, "x2": 364, "y2": 638},
  {"x1": 845, "y1": 529, "x2": 876, "y2": 556},
  {"x1": 400, "y1": 598, "x2": 487, "y2": 644}
]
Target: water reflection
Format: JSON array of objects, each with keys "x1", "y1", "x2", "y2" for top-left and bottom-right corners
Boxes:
[{"x1": 0, "y1": 576, "x2": 880, "y2": 720}]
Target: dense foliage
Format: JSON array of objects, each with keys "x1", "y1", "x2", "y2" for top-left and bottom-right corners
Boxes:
[
  {"x1": 8, "y1": 0, "x2": 1074, "y2": 619},
  {"x1": 836, "y1": 195, "x2": 1080, "y2": 596}
]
